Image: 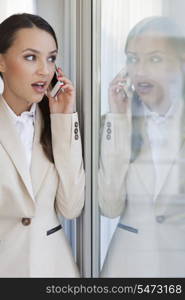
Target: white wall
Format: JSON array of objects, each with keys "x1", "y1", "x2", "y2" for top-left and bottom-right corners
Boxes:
[
  {"x1": 36, "y1": 0, "x2": 76, "y2": 82},
  {"x1": 0, "y1": 0, "x2": 36, "y2": 93},
  {"x1": 36, "y1": 0, "x2": 64, "y2": 66}
]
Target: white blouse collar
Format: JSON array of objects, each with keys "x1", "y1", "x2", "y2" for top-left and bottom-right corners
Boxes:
[
  {"x1": 143, "y1": 100, "x2": 180, "y2": 124},
  {"x1": 1, "y1": 95, "x2": 36, "y2": 124}
]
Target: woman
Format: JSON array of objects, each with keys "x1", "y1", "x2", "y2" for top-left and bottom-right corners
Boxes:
[
  {"x1": 99, "y1": 16, "x2": 185, "y2": 277},
  {"x1": 0, "y1": 13, "x2": 85, "y2": 277}
]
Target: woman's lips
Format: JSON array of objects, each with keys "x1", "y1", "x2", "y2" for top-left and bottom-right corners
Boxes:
[
  {"x1": 135, "y1": 82, "x2": 154, "y2": 94},
  {"x1": 31, "y1": 81, "x2": 47, "y2": 94}
]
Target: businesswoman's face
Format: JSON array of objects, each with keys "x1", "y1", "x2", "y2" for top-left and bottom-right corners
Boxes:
[
  {"x1": 126, "y1": 30, "x2": 184, "y2": 112},
  {"x1": 0, "y1": 27, "x2": 57, "y2": 106}
]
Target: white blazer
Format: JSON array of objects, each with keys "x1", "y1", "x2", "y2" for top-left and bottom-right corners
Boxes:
[
  {"x1": 0, "y1": 95, "x2": 85, "y2": 277},
  {"x1": 99, "y1": 106, "x2": 185, "y2": 277}
]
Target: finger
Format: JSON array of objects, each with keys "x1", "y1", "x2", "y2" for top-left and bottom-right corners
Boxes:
[
  {"x1": 109, "y1": 85, "x2": 127, "y2": 97},
  {"x1": 57, "y1": 76, "x2": 73, "y2": 86},
  {"x1": 109, "y1": 83, "x2": 127, "y2": 93},
  {"x1": 115, "y1": 88, "x2": 127, "y2": 97},
  {"x1": 60, "y1": 83, "x2": 74, "y2": 92},
  {"x1": 57, "y1": 67, "x2": 63, "y2": 75},
  {"x1": 58, "y1": 76, "x2": 72, "y2": 85},
  {"x1": 110, "y1": 79, "x2": 128, "y2": 87},
  {"x1": 114, "y1": 84, "x2": 132, "y2": 98},
  {"x1": 111, "y1": 74, "x2": 128, "y2": 85}
]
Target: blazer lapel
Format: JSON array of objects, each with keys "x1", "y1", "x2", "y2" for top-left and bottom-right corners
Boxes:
[
  {"x1": 134, "y1": 125, "x2": 177, "y2": 201},
  {"x1": 30, "y1": 105, "x2": 51, "y2": 198},
  {"x1": 153, "y1": 144, "x2": 178, "y2": 201},
  {"x1": 133, "y1": 101, "x2": 185, "y2": 202},
  {"x1": 154, "y1": 102, "x2": 184, "y2": 201},
  {"x1": 0, "y1": 96, "x2": 34, "y2": 199}
]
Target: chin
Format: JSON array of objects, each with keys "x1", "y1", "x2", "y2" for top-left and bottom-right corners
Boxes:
[
  {"x1": 141, "y1": 95, "x2": 155, "y2": 106},
  {"x1": 32, "y1": 94, "x2": 45, "y2": 103}
]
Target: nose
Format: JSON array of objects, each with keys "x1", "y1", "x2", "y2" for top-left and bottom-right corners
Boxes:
[
  {"x1": 36, "y1": 61, "x2": 50, "y2": 76},
  {"x1": 134, "y1": 61, "x2": 147, "y2": 77}
]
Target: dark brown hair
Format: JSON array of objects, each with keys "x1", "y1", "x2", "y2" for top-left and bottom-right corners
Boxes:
[{"x1": 0, "y1": 13, "x2": 58, "y2": 163}]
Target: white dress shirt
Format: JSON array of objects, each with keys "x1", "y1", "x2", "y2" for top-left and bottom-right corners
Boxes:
[
  {"x1": 143, "y1": 101, "x2": 181, "y2": 199},
  {"x1": 2, "y1": 96, "x2": 36, "y2": 169}
]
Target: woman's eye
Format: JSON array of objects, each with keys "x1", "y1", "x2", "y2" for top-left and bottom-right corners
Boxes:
[
  {"x1": 126, "y1": 56, "x2": 138, "y2": 64},
  {"x1": 48, "y1": 55, "x2": 57, "y2": 63},
  {"x1": 24, "y1": 55, "x2": 36, "y2": 61},
  {"x1": 150, "y1": 56, "x2": 162, "y2": 63}
]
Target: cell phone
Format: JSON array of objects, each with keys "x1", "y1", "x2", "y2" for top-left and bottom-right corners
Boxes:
[
  {"x1": 116, "y1": 74, "x2": 133, "y2": 98},
  {"x1": 50, "y1": 66, "x2": 64, "y2": 97},
  {"x1": 124, "y1": 76, "x2": 133, "y2": 97}
]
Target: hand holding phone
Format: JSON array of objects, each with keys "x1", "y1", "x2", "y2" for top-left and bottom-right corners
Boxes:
[
  {"x1": 108, "y1": 68, "x2": 133, "y2": 113},
  {"x1": 48, "y1": 66, "x2": 75, "y2": 114}
]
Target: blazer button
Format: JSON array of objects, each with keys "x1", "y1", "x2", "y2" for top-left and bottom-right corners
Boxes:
[
  {"x1": 75, "y1": 134, "x2": 79, "y2": 140},
  {"x1": 156, "y1": 215, "x2": 165, "y2": 223},
  {"x1": 21, "y1": 218, "x2": 31, "y2": 226},
  {"x1": 74, "y1": 128, "x2": 78, "y2": 134},
  {"x1": 107, "y1": 121, "x2": 111, "y2": 127},
  {"x1": 107, "y1": 128, "x2": 112, "y2": 134},
  {"x1": 106, "y1": 134, "x2": 111, "y2": 140},
  {"x1": 74, "y1": 121, "x2": 78, "y2": 127}
]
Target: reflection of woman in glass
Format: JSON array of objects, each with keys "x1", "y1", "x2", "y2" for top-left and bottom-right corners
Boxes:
[
  {"x1": 99, "y1": 16, "x2": 185, "y2": 277},
  {"x1": 0, "y1": 13, "x2": 85, "y2": 277}
]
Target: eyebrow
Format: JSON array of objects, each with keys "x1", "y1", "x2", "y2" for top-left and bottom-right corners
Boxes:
[
  {"x1": 146, "y1": 51, "x2": 165, "y2": 55},
  {"x1": 126, "y1": 50, "x2": 165, "y2": 55},
  {"x1": 22, "y1": 48, "x2": 58, "y2": 54}
]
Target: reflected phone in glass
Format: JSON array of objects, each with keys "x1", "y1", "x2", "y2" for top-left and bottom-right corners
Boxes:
[
  {"x1": 124, "y1": 75, "x2": 133, "y2": 98},
  {"x1": 117, "y1": 73, "x2": 133, "y2": 98}
]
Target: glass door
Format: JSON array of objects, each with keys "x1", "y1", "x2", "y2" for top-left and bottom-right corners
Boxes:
[{"x1": 94, "y1": 0, "x2": 185, "y2": 277}]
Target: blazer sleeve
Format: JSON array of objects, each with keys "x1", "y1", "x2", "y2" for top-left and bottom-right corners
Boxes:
[
  {"x1": 50, "y1": 112, "x2": 85, "y2": 219},
  {"x1": 98, "y1": 113, "x2": 131, "y2": 218}
]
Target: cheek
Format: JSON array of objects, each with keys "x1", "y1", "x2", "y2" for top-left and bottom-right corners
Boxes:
[
  {"x1": 149, "y1": 67, "x2": 171, "y2": 87},
  {"x1": 3, "y1": 61, "x2": 32, "y2": 92},
  {"x1": 162, "y1": 60, "x2": 182, "y2": 81},
  {"x1": 5, "y1": 58, "x2": 31, "y2": 78},
  {"x1": 49, "y1": 70, "x2": 56, "y2": 86},
  {"x1": 127, "y1": 67, "x2": 134, "y2": 82},
  {"x1": 164, "y1": 70, "x2": 182, "y2": 89},
  {"x1": 50, "y1": 70, "x2": 55, "y2": 80},
  {"x1": 154, "y1": 79, "x2": 169, "y2": 98},
  {"x1": 156, "y1": 85, "x2": 165, "y2": 98}
]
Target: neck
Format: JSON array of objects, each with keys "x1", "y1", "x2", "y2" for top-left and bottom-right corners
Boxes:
[
  {"x1": 146, "y1": 99, "x2": 171, "y2": 116},
  {"x1": 2, "y1": 90, "x2": 32, "y2": 116}
]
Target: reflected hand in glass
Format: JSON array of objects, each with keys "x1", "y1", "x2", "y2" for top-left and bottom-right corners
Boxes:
[{"x1": 108, "y1": 68, "x2": 133, "y2": 113}]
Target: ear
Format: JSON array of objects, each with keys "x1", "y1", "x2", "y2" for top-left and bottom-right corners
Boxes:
[{"x1": 0, "y1": 54, "x2": 6, "y2": 73}]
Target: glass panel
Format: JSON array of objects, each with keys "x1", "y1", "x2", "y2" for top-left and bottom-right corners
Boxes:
[{"x1": 98, "y1": 0, "x2": 185, "y2": 277}]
